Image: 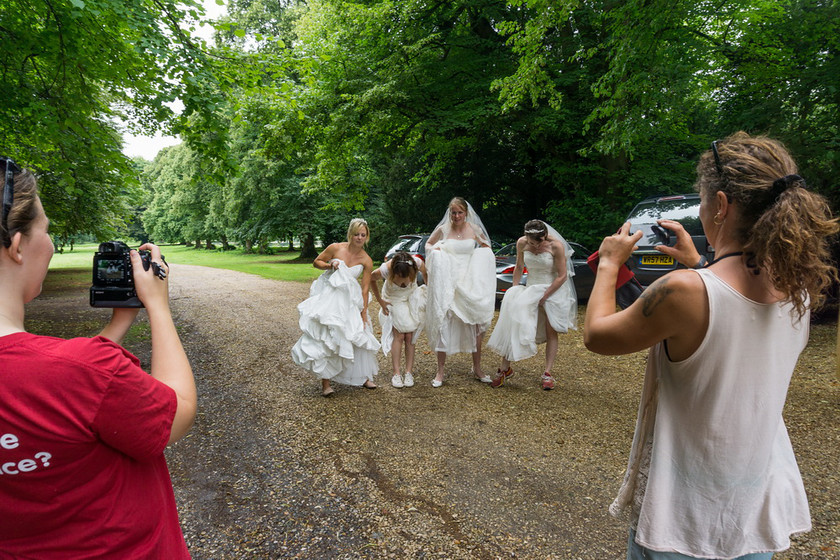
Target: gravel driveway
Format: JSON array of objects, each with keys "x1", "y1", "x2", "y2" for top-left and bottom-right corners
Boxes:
[{"x1": 26, "y1": 263, "x2": 840, "y2": 559}]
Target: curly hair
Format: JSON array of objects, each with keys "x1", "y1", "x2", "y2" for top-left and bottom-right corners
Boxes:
[
  {"x1": 390, "y1": 251, "x2": 418, "y2": 282},
  {"x1": 1, "y1": 161, "x2": 40, "y2": 248},
  {"x1": 695, "y1": 131, "x2": 839, "y2": 317}
]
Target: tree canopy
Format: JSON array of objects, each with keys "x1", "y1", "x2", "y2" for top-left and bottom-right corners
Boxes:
[
  {"x1": 2, "y1": 0, "x2": 837, "y2": 254},
  {"x1": 0, "y1": 0, "x2": 228, "y2": 244}
]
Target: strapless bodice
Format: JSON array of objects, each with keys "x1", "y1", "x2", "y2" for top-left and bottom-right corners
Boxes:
[{"x1": 523, "y1": 251, "x2": 555, "y2": 285}]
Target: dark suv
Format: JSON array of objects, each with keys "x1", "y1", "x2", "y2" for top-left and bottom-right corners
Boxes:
[{"x1": 625, "y1": 193, "x2": 713, "y2": 287}]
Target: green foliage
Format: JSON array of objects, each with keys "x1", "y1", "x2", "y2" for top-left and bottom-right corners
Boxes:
[
  {"x1": 5, "y1": 0, "x2": 838, "y2": 252},
  {"x1": 0, "y1": 0, "x2": 225, "y2": 240}
]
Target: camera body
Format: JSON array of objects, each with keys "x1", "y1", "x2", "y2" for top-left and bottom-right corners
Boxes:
[{"x1": 89, "y1": 241, "x2": 150, "y2": 308}]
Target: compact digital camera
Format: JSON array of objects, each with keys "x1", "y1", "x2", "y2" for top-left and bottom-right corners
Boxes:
[{"x1": 89, "y1": 241, "x2": 151, "y2": 308}]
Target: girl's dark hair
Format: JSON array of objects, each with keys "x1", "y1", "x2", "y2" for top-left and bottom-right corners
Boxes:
[
  {"x1": 390, "y1": 251, "x2": 418, "y2": 281},
  {"x1": 1, "y1": 162, "x2": 39, "y2": 248},
  {"x1": 523, "y1": 219, "x2": 548, "y2": 241},
  {"x1": 696, "y1": 131, "x2": 839, "y2": 316}
]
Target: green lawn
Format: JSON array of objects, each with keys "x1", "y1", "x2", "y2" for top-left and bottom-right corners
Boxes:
[{"x1": 49, "y1": 243, "x2": 322, "y2": 283}]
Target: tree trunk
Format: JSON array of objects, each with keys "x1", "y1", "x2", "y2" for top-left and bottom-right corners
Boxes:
[
  {"x1": 258, "y1": 237, "x2": 271, "y2": 254},
  {"x1": 300, "y1": 233, "x2": 317, "y2": 259}
]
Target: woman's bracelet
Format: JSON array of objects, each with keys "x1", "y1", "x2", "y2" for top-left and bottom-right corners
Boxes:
[{"x1": 693, "y1": 255, "x2": 708, "y2": 269}]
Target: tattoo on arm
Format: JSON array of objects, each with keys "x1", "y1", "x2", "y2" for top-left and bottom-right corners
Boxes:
[{"x1": 640, "y1": 278, "x2": 673, "y2": 317}]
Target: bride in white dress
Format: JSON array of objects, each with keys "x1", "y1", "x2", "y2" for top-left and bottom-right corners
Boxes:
[
  {"x1": 291, "y1": 218, "x2": 380, "y2": 397},
  {"x1": 425, "y1": 197, "x2": 496, "y2": 387},
  {"x1": 487, "y1": 220, "x2": 577, "y2": 390}
]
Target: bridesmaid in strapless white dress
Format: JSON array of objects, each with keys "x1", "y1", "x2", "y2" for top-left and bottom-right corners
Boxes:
[
  {"x1": 487, "y1": 220, "x2": 577, "y2": 390},
  {"x1": 290, "y1": 219, "x2": 380, "y2": 397}
]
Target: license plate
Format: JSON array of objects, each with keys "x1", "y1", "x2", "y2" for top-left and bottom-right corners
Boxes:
[{"x1": 640, "y1": 255, "x2": 674, "y2": 266}]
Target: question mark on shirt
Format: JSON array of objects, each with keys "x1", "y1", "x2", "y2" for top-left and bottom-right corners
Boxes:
[{"x1": 35, "y1": 452, "x2": 52, "y2": 467}]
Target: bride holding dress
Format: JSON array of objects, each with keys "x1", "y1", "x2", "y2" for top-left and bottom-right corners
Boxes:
[
  {"x1": 488, "y1": 219, "x2": 577, "y2": 390},
  {"x1": 291, "y1": 218, "x2": 380, "y2": 396},
  {"x1": 425, "y1": 197, "x2": 496, "y2": 387}
]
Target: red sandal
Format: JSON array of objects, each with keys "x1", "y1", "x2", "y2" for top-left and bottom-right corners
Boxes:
[{"x1": 490, "y1": 367, "x2": 513, "y2": 388}]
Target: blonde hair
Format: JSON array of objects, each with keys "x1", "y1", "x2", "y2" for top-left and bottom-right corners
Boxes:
[
  {"x1": 346, "y1": 218, "x2": 370, "y2": 245},
  {"x1": 696, "y1": 132, "x2": 839, "y2": 316},
  {"x1": 448, "y1": 197, "x2": 468, "y2": 218}
]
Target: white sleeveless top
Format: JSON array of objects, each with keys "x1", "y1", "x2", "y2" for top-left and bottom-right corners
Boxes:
[{"x1": 615, "y1": 268, "x2": 811, "y2": 558}]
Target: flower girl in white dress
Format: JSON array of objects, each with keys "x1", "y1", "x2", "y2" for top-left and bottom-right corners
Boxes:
[
  {"x1": 291, "y1": 219, "x2": 380, "y2": 397},
  {"x1": 371, "y1": 252, "x2": 427, "y2": 388},
  {"x1": 488, "y1": 220, "x2": 577, "y2": 390}
]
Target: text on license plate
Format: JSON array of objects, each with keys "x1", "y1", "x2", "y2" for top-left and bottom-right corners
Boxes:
[{"x1": 640, "y1": 255, "x2": 674, "y2": 266}]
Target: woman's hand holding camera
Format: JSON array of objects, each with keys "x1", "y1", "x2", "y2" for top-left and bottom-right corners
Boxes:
[
  {"x1": 131, "y1": 244, "x2": 170, "y2": 312},
  {"x1": 655, "y1": 219, "x2": 703, "y2": 268},
  {"x1": 129, "y1": 242, "x2": 195, "y2": 444},
  {"x1": 597, "y1": 222, "x2": 643, "y2": 273},
  {"x1": 98, "y1": 244, "x2": 170, "y2": 345}
]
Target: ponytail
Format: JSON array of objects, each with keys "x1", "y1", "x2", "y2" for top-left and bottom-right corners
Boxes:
[
  {"x1": 697, "y1": 132, "x2": 839, "y2": 317},
  {"x1": 747, "y1": 186, "x2": 838, "y2": 316}
]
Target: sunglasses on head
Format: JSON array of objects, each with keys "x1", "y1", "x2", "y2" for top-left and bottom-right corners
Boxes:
[
  {"x1": 711, "y1": 140, "x2": 724, "y2": 175},
  {"x1": 2, "y1": 157, "x2": 22, "y2": 241}
]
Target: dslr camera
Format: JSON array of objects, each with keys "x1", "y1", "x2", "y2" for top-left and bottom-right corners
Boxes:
[{"x1": 89, "y1": 241, "x2": 151, "y2": 308}]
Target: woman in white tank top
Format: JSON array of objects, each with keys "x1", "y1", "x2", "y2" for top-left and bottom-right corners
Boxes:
[{"x1": 584, "y1": 132, "x2": 838, "y2": 560}]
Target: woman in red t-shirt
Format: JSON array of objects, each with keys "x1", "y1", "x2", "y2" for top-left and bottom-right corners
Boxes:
[{"x1": 0, "y1": 158, "x2": 196, "y2": 559}]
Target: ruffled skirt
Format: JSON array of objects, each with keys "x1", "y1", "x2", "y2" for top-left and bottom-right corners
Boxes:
[{"x1": 291, "y1": 266, "x2": 380, "y2": 385}]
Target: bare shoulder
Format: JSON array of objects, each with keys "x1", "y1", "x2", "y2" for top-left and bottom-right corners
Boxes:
[
  {"x1": 637, "y1": 269, "x2": 705, "y2": 318},
  {"x1": 515, "y1": 236, "x2": 527, "y2": 250},
  {"x1": 316, "y1": 242, "x2": 340, "y2": 262},
  {"x1": 362, "y1": 252, "x2": 374, "y2": 269},
  {"x1": 325, "y1": 242, "x2": 346, "y2": 255}
]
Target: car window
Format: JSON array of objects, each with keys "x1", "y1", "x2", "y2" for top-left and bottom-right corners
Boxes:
[
  {"x1": 495, "y1": 243, "x2": 517, "y2": 258},
  {"x1": 386, "y1": 238, "x2": 412, "y2": 255},
  {"x1": 568, "y1": 242, "x2": 591, "y2": 260},
  {"x1": 627, "y1": 198, "x2": 704, "y2": 236},
  {"x1": 404, "y1": 237, "x2": 424, "y2": 253}
]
